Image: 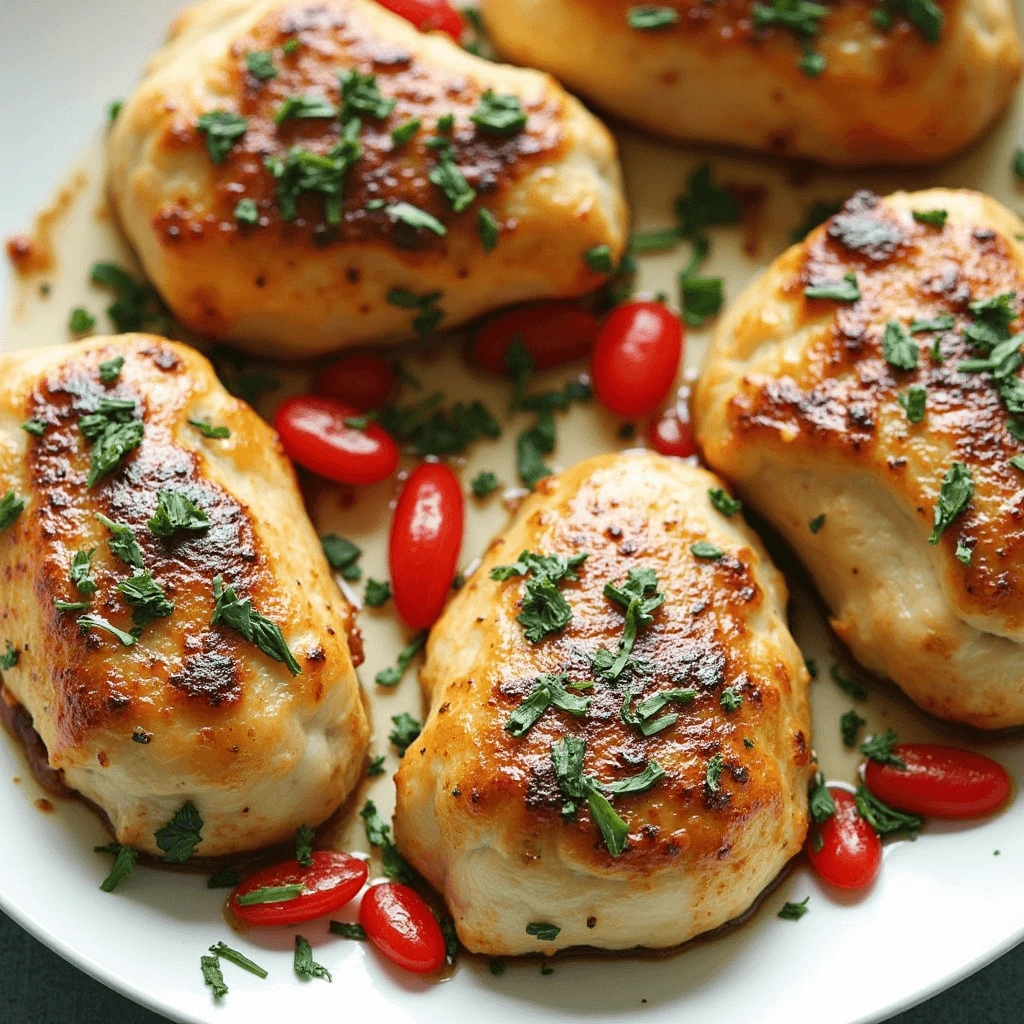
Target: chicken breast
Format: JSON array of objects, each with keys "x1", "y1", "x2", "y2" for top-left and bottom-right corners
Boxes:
[
  {"x1": 695, "y1": 188, "x2": 1024, "y2": 729},
  {"x1": 481, "y1": 0, "x2": 1022, "y2": 166},
  {"x1": 106, "y1": 0, "x2": 627, "y2": 358},
  {"x1": 0, "y1": 335, "x2": 368, "y2": 857},
  {"x1": 394, "y1": 451, "x2": 811, "y2": 955}
]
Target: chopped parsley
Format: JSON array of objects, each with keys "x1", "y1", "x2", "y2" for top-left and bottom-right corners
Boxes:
[
  {"x1": 840, "y1": 708, "x2": 866, "y2": 747},
  {"x1": 804, "y1": 272, "x2": 860, "y2": 303},
  {"x1": 293, "y1": 824, "x2": 315, "y2": 867},
  {"x1": 471, "y1": 470, "x2": 499, "y2": 497},
  {"x1": 21, "y1": 419, "x2": 46, "y2": 437},
  {"x1": 321, "y1": 534, "x2": 362, "y2": 580},
  {"x1": 678, "y1": 234, "x2": 723, "y2": 327},
  {"x1": 69, "y1": 307, "x2": 96, "y2": 333},
  {"x1": 584, "y1": 245, "x2": 615, "y2": 274},
  {"x1": 246, "y1": 50, "x2": 277, "y2": 80},
  {"x1": 391, "y1": 118, "x2": 421, "y2": 146},
  {"x1": 275, "y1": 93, "x2": 338, "y2": 124},
  {"x1": 594, "y1": 567, "x2": 664, "y2": 680},
  {"x1": 364, "y1": 578, "x2": 391, "y2": 607},
  {"x1": 79, "y1": 398, "x2": 144, "y2": 488},
  {"x1": 154, "y1": 800, "x2": 204, "y2": 861},
  {"x1": 0, "y1": 642, "x2": 18, "y2": 670},
  {"x1": 211, "y1": 575, "x2": 301, "y2": 675},
  {"x1": 872, "y1": 0, "x2": 943, "y2": 42},
  {"x1": 147, "y1": 489, "x2": 209, "y2": 538},
  {"x1": 208, "y1": 942, "x2": 268, "y2": 980},
  {"x1": 470, "y1": 90, "x2": 527, "y2": 135},
  {"x1": 691, "y1": 541, "x2": 724, "y2": 560},
  {"x1": 96, "y1": 513, "x2": 144, "y2": 569},
  {"x1": 626, "y1": 5, "x2": 680, "y2": 28},
  {"x1": 492, "y1": 550, "x2": 587, "y2": 644},
  {"x1": 360, "y1": 799, "x2": 414, "y2": 883},
  {"x1": 70, "y1": 549, "x2": 97, "y2": 596},
  {"x1": 809, "y1": 514, "x2": 826, "y2": 533},
  {"x1": 234, "y1": 198, "x2": 259, "y2": 225},
  {"x1": 526, "y1": 922, "x2": 561, "y2": 941},
  {"x1": 808, "y1": 773, "x2": 836, "y2": 824},
  {"x1": 367, "y1": 754, "x2": 387, "y2": 777},
  {"x1": 294, "y1": 935, "x2": 332, "y2": 983},
  {"x1": 384, "y1": 287, "x2": 445, "y2": 335},
  {"x1": 704, "y1": 752, "x2": 725, "y2": 794},
  {"x1": 235, "y1": 884, "x2": 304, "y2": 906},
  {"x1": 708, "y1": 487, "x2": 741, "y2": 517},
  {"x1": 429, "y1": 146, "x2": 476, "y2": 212},
  {"x1": 89, "y1": 262, "x2": 169, "y2": 334},
  {"x1": 897, "y1": 385, "x2": 926, "y2": 422},
  {"x1": 955, "y1": 538, "x2": 973, "y2": 565},
  {"x1": 55, "y1": 600, "x2": 91, "y2": 613},
  {"x1": 505, "y1": 673, "x2": 591, "y2": 737},
  {"x1": 196, "y1": 110, "x2": 248, "y2": 164},
  {"x1": 76, "y1": 613, "x2": 136, "y2": 646},
  {"x1": 910, "y1": 312, "x2": 955, "y2": 334},
  {"x1": 329, "y1": 921, "x2": 367, "y2": 940},
  {"x1": 339, "y1": 69, "x2": 396, "y2": 122},
  {"x1": 516, "y1": 410, "x2": 556, "y2": 488},
  {"x1": 882, "y1": 320, "x2": 918, "y2": 371},
  {"x1": 720, "y1": 688, "x2": 743, "y2": 712},
  {"x1": 830, "y1": 662, "x2": 867, "y2": 700},
  {"x1": 753, "y1": 0, "x2": 828, "y2": 75},
  {"x1": 201, "y1": 955, "x2": 228, "y2": 999},
  {"x1": 189, "y1": 418, "x2": 230, "y2": 439},
  {"x1": 778, "y1": 897, "x2": 810, "y2": 920},
  {"x1": 95, "y1": 842, "x2": 138, "y2": 892},
  {"x1": 0, "y1": 492, "x2": 24, "y2": 532},
  {"x1": 477, "y1": 208, "x2": 499, "y2": 252},
  {"x1": 388, "y1": 201, "x2": 447, "y2": 236},
  {"x1": 375, "y1": 630, "x2": 427, "y2": 686},
  {"x1": 855, "y1": 784, "x2": 923, "y2": 836},
  {"x1": 860, "y1": 729, "x2": 906, "y2": 768},
  {"x1": 912, "y1": 208, "x2": 947, "y2": 227},
  {"x1": 98, "y1": 356, "x2": 124, "y2": 384},
  {"x1": 630, "y1": 226, "x2": 683, "y2": 253},
  {"x1": 389, "y1": 711, "x2": 422, "y2": 755},
  {"x1": 929, "y1": 461, "x2": 972, "y2": 545}
]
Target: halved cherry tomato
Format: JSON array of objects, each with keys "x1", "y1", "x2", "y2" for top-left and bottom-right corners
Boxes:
[
  {"x1": 650, "y1": 388, "x2": 696, "y2": 457},
  {"x1": 864, "y1": 744, "x2": 1011, "y2": 819},
  {"x1": 376, "y1": 0, "x2": 463, "y2": 39},
  {"x1": 470, "y1": 301, "x2": 600, "y2": 375},
  {"x1": 592, "y1": 302, "x2": 683, "y2": 417},
  {"x1": 314, "y1": 354, "x2": 395, "y2": 411},
  {"x1": 389, "y1": 463, "x2": 464, "y2": 629},
  {"x1": 230, "y1": 851, "x2": 368, "y2": 926},
  {"x1": 359, "y1": 883, "x2": 447, "y2": 974},
  {"x1": 806, "y1": 787, "x2": 882, "y2": 890},
  {"x1": 275, "y1": 395, "x2": 398, "y2": 485}
]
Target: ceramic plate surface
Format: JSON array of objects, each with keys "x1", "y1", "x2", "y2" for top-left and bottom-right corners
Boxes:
[{"x1": 1, "y1": 4, "x2": 1023, "y2": 1023}]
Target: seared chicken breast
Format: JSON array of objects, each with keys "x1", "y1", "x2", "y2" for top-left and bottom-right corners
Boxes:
[
  {"x1": 107, "y1": 0, "x2": 627, "y2": 358},
  {"x1": 394, "y1": 452, "x2": 812, "y2": 955},
  {"x1": 695, "y1": 189, "x2": 1024, "y2": 729},
  {"x1": 0, "y1": 336, "x2": 368, "y2": 856},
  {"x1": 481, "y1": 0, "x2": 1022, "y2": 166}
]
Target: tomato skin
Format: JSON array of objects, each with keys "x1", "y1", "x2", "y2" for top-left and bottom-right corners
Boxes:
[
  {"x1": 470, "y1": 301, "x2": 600, "y2": 375},
  {"x1": 649, "y1": 387, "x2": 696, "y2": 457},
  {"x1": 230, "y1": 851, "x2": 368, "y2": 926},
  {"x1": 591, "y1": 302, "x2": 683, "y2": 417},
  {"x1": 389, "y1": 463, "x2": 464, "y2": 629},
  {"x1": 375, "y1": 0, "x2": 463, "y2": 39},
  {"x1": 359, "y1": 883, "x2": 447, "y2": 974},
  {"x1": 275, "y1": 395, "x2": 398, "y2": 485},
  {"x1": 806, "y1": 787, "x2": 882, "y2": 890},
  {"x1": 314, "y1": 354, "x2": 395, "y2": 411},
  {"x1": 864, "y1": 744, "x2": 1011, "y2": 819}
]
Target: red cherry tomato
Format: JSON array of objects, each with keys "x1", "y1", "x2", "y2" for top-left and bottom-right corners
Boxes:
[
  {"x1": 359, "y1": 883, "x2": 447, "y2": 974},
  {"x1": 806, "y1": 787, "x2": 882, "y2": 890},
  {"x1": 591, "y1": 302, "x2": 683, "y2": 417},
  {"x1": 864, "y1": 744, "x2": 1011, "y2": 819},
  {"x1": 389, "y1": 463, "x2": 464, "y2": 629},
  {"x1": 470, "y1": 301, "x2": 600, "y2": 375},
  {"x1": 230, "y1": 851, "x2": 368, "y2": 926},
  {"x1": 375, "y1": 0, "x2": 463, "y2": 39},
  {"x1": 649, "y1": 388, "x2": 696, "y2": 457},
  {"x1": 275, "y1": 395, "x2": 398, "y2": 485},
  {"x1": 314, "y1": 354, "x2": 395, "y2": 411}
]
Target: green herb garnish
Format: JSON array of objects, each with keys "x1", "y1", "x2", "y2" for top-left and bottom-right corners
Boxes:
[
  {"x1": 375, "y1": 631, "x2": 427, "y2": 686},
  {"x1": 804, "y1": 273, "x2": 860, "y2": 303},
  {"x1": 294, "y1": 935, "x2": 332, "y2": 982},
  {"x1": 154, "y1": 801, "x2": 204, "y2": 861},
  {"x1": 147, "y1": 490, "x2": 209, "y2": 538},
  {"x1": 470, "y1": 90, "x2": 527, "y2": 135},
  {"x1": 929, "y1": 462, "x2": 972, "y2": 544},
  {"x1": 197, "y1": 110, "x2": 248, "y2": 163},
  {"x1": 211, "y1": 575, "x2": 301, "y2": 675}
]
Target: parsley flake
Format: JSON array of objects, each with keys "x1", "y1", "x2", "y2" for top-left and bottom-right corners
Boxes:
[
  {"x1": 855, "y1": 784, "x2": 923, "y2": 836},
  {"x1": 246, "y1": 50, "x2": 277, "y2": 80},
  {"x1": 275, "y1": 93, "x2": 338, "y2": 124},
  {"x1": 208, "y1": 943, "x2": 268, "y2": 980},
  {"x1": 201, "y1": 955, "x2": 228, "y2": 999},
  {"x1": 211, "y1": 575, "x2": 301, "y2": 675},
  {"x1": 387, "y1": 201, "x2": 447, "y2": 236},
  {"x1": 830, "y1": 662, "x2": 867, "y2": 700},
  {"x1": 505, "y1": 673, "x2": 591, "y2": 737},
  {"x1": 95, "y1": 513, "x2": 144, "y2": 569},
  {"x1": 840, "y1": 708, "x2": 866, "y2": 747},
  {"x1": 375, "y1": 631, "x2": 427, "y2": 686},
  {"x1": 155, "y1": 801, "x2": 204, "y2": 861},
  {"x1": 626, "y1": 5, "x2": 680, "y2": 28},
  {"x1": 0, "y1": 642, "x2": 18, "y2": 670},
  {"x1": 148, "y1": 489, "x2": 209, "y2": 538},
  {"x1": 21, "y1": 419, "x2": 46, "y2": 437},
  {"x1": 471, "y1": 471, "x2": 499, "y2": 497},
  {"x1": 0, "y1": 492, "x2": 24, "y2": 532},
  {"x1": 584, "y1": 245, "x2": 615, "y2": 273},
  {"x1": 883, "y1": 320, "x2": 919, "y2": 371},
  {"x1": 322, "y1": 534, "x2": 362, "y2": 580},
  {"x1": 778, "y1": 897, "x2": 810, "y2": 920},
  {"x1": 234, "y1": 198, "x2": 259, "y2": 225},
  {"x1": 98, "y1": 356, "x2": 124, "y2": 384},
  {"x1": 708, "y1": 487, "x2": 741, "y2": 517},
  {"x1": 294, "y1": 935, "x2": 332, "y2": 983},
  {"x1": 809, "y1": 513, "x2": 826, "y2": 533},
  {"x1": 470, "y1": 91, "x2": 527, "y2": 135},
  {"x1": 197, "y1": 110, "x2": 248, "y2": 164},
  {"x1": 860, "y1": 729, "x2": 906, "y2": 768},
  {"x1": 897, "y1": 384, "x2": 926, "y2": 422},
  {"x1": 329, "y1": 921, "x2": 367, "y2": 940},
  {"x1": 189, "y1": 418, "x2": 230, "y2": 439},
  {"x1": 95, "y1": 842, "x2": 138, "y2": 893},
  {"x1": 364, "y1": 578, "x2": 391, "y2": 607},
  {"x1": 808, "y1": 773, "x2": 836, "y2": 824},
  {"x1": 929, "y1": 461, "x2": 972, "y2": 544},
  {"x1": 526, "y1": 922, "x2": 560, "y2": 941},
  {"x1": 389, "y1": 711, "x2": 422, "y2": 755},
  {"x1": 76, "y1": 613, "x2": 136, "y2": 646},
  {"x1": 492, "y1": 550, "x2": 587, "y2": 643},
  {"x1": 720, "y1": 687, "x2": 743, "y2": 712},
  {"x1": 391, "y1": 118, "x2": 421, "y2": 146},
  {"x1": 70, "y1": 307, "x2": 96, "y2": 333},
  {"x1": 477, "y1": 208, "x2": 499, "y2": 252},
  {"x1": 913, "y1": 208, "x2": 947, "y2": 227},
  {"x1": 339, "y1": 69, "x2": 396, "y2": 121},
  {"x1": 804, "y1": 272, "x2": 860, "y2": 303},
  {"x1": 70, "y1": 549, "x2": 97, "y2": 597},
  {"x1": 691, "y1": 541, "x2": 724, "y2": 560}
]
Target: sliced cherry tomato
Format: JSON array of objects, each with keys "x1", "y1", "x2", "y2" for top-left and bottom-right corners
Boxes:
[
  {"x1": 806, "y1": 787, "x2": 882, "y2": 890},
  {"x1": 359, "y1": 883, "x2": 447, "y2": 974},
  {"x1": 650, "y1": 387, "x2": 696, "y2": 457},
  {"x1": 375, "y1": 0, "x2": 463, "y2": 39},
  {"x1": 592, "y1": 302, "x2": 683, "y2": 417},
  {"x1": 864, "y1": 744, "x2": 1011, "y2": 819},
  {"x1": 275, "y1": 395, "x2": 398, "y2": 485},
  {"x1": 389, "y1": 463, "x2": 464, "y2": 629},
  {"x1": 470, "y1": 301, "x2": 600, "y2": 375},
  {"x1": 230, "y1": 851, "x2": 368, "y2": 926},
  {"x1": 314, "y1": 354, "x2": 395, "y2": 411}
]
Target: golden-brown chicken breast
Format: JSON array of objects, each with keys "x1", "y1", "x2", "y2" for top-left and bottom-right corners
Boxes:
[
  {"x1": 0, "y1": 335, "x2": 368, "y2": 857},
  {"x1": 695, "y1": 188, "x2": 1024, "y2": 729},
  {"x1": 106, "y1": 0, "x2": 627, "y2": 358},
  {"x1": 481, "y1": 0, "x2": 1022, "y2": 166},
  {"x1": 393, "y1": 451, "x2": 812, "y2": 955}
]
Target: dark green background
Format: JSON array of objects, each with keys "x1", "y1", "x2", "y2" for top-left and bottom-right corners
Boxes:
[{"x1": 1, "y1": 910, "x2": 1020, "y2": 1023}]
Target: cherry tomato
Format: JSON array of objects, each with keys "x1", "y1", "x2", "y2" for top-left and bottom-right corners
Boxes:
[
  {"x1": 359, "y1": 883, "x2": 447, "y2": 974},
  {"x1": 470, "y1": 301, "x2": 600, "y2": 375},
  {"x1": 275, "y1": 395, "x2": 398, "y2": 485},
  {"x1": 389, "y1": 463, "x2": 464, "y2": 629},
  {"x1": 806, "y1": 787, "x2": 882, "y2": 890},
  {"x1": 230, "y1": 851, "x2": 368, "y2": 926},
  {"x1": 591, "y1": 302, "x2": 683, "y2": 417},
  {"x1": 864, "y1": 744, "x2": 1011, "y2": 819},
  {"x1": 649, "y1": 388, "x2": 696, "y2": 457},
  {"x1": 376, "y1": 0, "x2": 463, "y2": 39},
  {"x1": 314, "y1": 354, "x2": 395, "y2": 411}
]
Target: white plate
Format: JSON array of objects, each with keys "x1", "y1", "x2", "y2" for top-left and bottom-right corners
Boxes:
[{"x1": 1, "y1": 4, "x2": 1023, "y2": 1023}]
